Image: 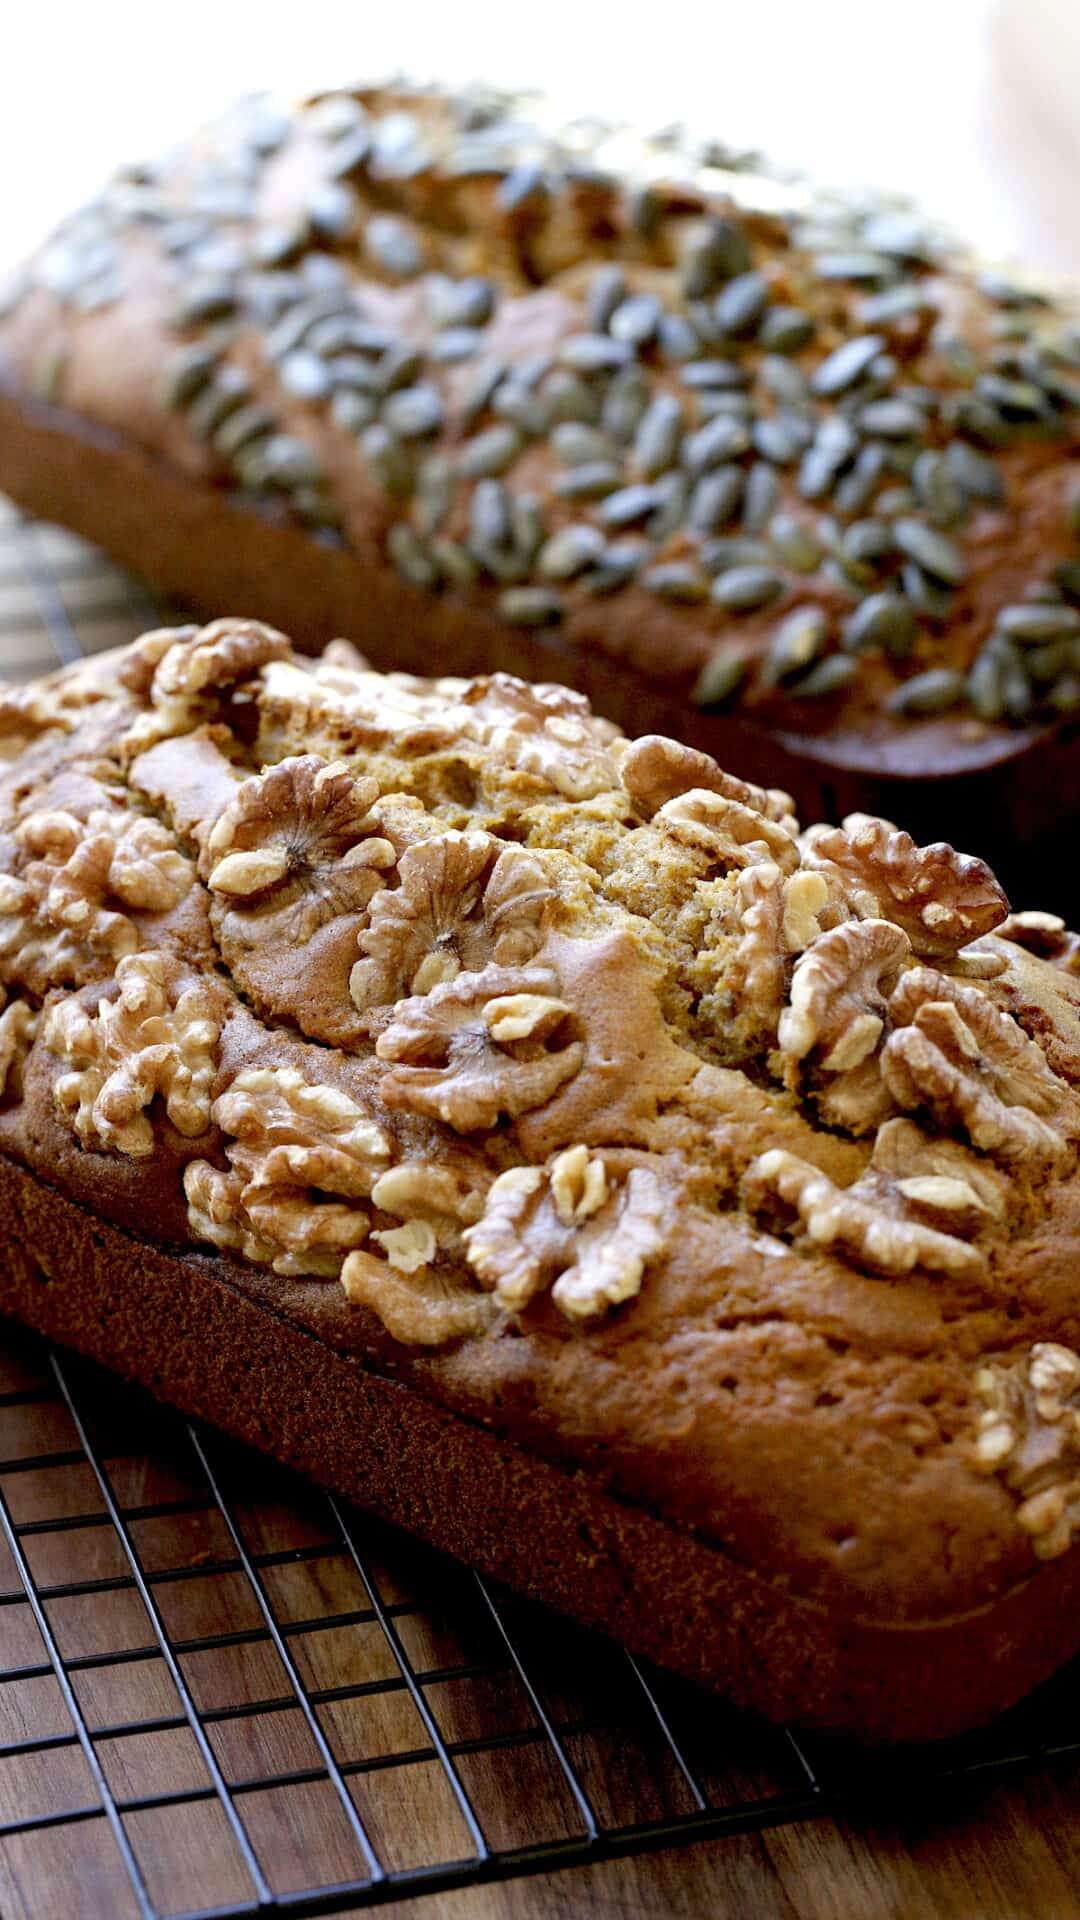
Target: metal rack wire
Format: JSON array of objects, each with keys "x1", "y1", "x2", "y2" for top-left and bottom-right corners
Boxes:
[{"x1": 0, "y1": 500, "x2": 1079, "y2": 1918}]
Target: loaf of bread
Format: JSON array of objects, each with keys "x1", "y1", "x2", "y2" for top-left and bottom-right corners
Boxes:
[
  {"x1": 2, "y1": 615, "x2": 1080, "y2": 1740},
  {"x1": 0, "y1": 85, "x2": 1078, "y2": 905}
]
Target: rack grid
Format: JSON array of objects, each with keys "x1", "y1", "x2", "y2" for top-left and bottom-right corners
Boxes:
[{"x1": 0, "y1": 497, "x2": 1077, "y2": 1917}]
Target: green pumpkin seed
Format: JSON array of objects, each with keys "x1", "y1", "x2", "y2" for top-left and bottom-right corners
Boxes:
[
  {"x1": 887, "y1": 668, "x2": 966, "y2": 714},
  {"x1": 330, "y1": 389, "x2": 377, "y2": 434},
  {"x1": 683, "y1": 416, "x2": 751, "y2": 475},
  {"x1": 893, "y1": 518, "x2": 968, "y2": 585},
  {"x1": 764, "y1": 607, "x2": 829, "y2": 682},
  {"x1": 430, "y1": 537, "x2": 477, "y2": 587},
  {"x1": 558, "y1": 333, "x2": 633, "y2": 374},
  {"x1": 791, "y1": 654, "x2": 858, "y2": 698},
  {"x1": 633, "y1": 396, "x2": 683, "y2": 478},
  {"x1": 811, "y1": 333, "x2": 885, "y2": 397},
  {"x1": 362, "y1": 422, "x2": 412, "y2": 495},
  {"x1": 554, "y1": 461, "x2": 623, "y2": 500},
  {"x1": 642, "y1": 563, "x2": 708, "y2": 602},
  {"x1": 996, "y1": 603, "x2": 1080, "y2": 643},
  {"x1": 499, "y1": 586, "x2": 564, "y2": 626},
  {"x1": 758, "y1": 305, "x2": 815, "y2": 354},
  {"x1": 769, "y1": 514, "x2": 823, "y2": 572},
  {"x1": 598, "y1": 483, "x2": 665, "y2": 528},
  {"x1": 457, "y1": 424, "x2": 523, "y2": 478},
  {"x1": 743, "y1": 462, "x2": 780, "y2": 532},
  {"x1": 713, "y1": 271, "x2": 768, "y2": 336},
  {"x1": 692, "y1": 648, "x2": 749, "y2": 707},
  {"x1": 366, "y1": 215, "x2": 423, "y2": 277},
  {"x1": 384, "y1": 383, "x2": 445, "y2": 439},
  {"x1": 711, "y1": 565, "x2": 784, "y2": 611},
  {"x1": 537, "y1": 525, "x2": 606, "y2": 580},
  {"x1": 388, "y1": 523, "x2": 439, "y2": 590},
  {"x1": 843, "y1": 592, "x2": 917, "y2": 656},
  {"x1": 552, "y1": 422, "x2": 617, "y2": 468},
  {"x1": 161, "y1": 344, "x2": 217, "y2": 409}
]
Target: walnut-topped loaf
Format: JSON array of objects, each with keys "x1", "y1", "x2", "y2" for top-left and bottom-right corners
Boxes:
[
  {"x1": 1, "y1": 86, "x2": 1079, "y2": 905},
  {"x1": 3, "y1": 617, "x2": 1080, "y2": 1741}
]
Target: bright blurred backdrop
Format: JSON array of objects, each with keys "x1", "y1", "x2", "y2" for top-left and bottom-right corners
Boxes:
[{"x1": 0, "y1": 0, "x2": 1077, "y2": 275}]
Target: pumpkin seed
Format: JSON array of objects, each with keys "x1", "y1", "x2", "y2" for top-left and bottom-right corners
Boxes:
[
  {"x1": 692, "y1": 648, "x2": 750, "y2": 707},
  {"x1": 843, "y1": 592, "x2": 917, "y2": 655},
  {"x1": 887, "y1": 668, "x2": 966, "y2": 714},
  {"x1": 537, "y1": 525, "x2": 606, "y2": 580},
  {"x1": 642, "y1": 563, "x2": 708, "y2": 602},
  {"x1": 811, "y1": 333, "x2": 886, "y2": 397},
  {"x1": 764, "y1": 606, "x2": 829, "y2": 682},
  {"x1": 689, "y1": 466, "x2": 744, "y2": 533},
  {"x1": 499, "y1": 586, "x2": 564, "y2": 625},
  {"x1": 388, "y1": 523, "x2": 439, "y2": 590},
  {"x1": 791, "y1": 654, "x2": 858, "y2": 698},
  {"x1": 893, "y1": 518, "x2": 968, "y2": 584},
  {"x1": 711, "y1": 565, "x2": 784, "y2": 611},
  {"x1": 457, "y1": 424, "x2": 523, "y2": 478}
]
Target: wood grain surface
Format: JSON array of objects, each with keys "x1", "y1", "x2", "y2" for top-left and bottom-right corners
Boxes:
[{"x1": 1, "y1": 506, "x2": 1079, "y2": 1919}]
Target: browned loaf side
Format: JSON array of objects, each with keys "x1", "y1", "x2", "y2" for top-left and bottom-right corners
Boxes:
[
  {"x1": 4, "y1": 1151, "x2": 1080, "y2": 1747},
  {"x1": 1, "y1": 617, "x2": 1080, "y2": 1741},
  {"x1": 0, "y1": 85, "x2": 1078, "y2": 902}
]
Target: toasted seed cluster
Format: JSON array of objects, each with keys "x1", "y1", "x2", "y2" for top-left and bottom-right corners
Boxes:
[{"x1": 8, "y1": 81, "x2": 1080, "y2": 728}]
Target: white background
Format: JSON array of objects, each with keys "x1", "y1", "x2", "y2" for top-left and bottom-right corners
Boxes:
[{"x1": 0, "y1": 0, "x2": 1077, "y2": 275}]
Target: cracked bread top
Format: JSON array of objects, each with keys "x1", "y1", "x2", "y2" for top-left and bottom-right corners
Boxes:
[
  {"x1": 1, "y1": 83, "x2": 1080, "y2": 766},
  {"x1": 2, "y1": 617, "x2": 1080, "y2": 1624}
]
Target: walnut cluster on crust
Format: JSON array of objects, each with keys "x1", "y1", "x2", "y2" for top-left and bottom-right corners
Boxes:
[
  {"x1": 184, "y1": 1065, "x2": 391, "y2": 1276},
  {"x1": 803, "y1": 815, "x2": 1009, "y2": 960},
  {"x1": 0, "y1": 802, "x2": 194, "y2": 994},
  {"x1": 973, "y1": 1345, "x2": 1080, "y2": 1559},
  {"x1": 43, "y1": 951, "x2": 221, "y2": 1156},
  {"x1": 6, "y1": 622, "x2": 1080, "y2": 1429},
  {"x1": 349, "y1": 833, "x2": 553, "y2": 1012},
  {"x1": 464, "y1": 1145, "x2": 669, "y2": 1319},
  {"x1": 376, "y1": 963, "x2": 583, "y2": 1131},
  {"x1": 206, "y1": 755, "x2": 394, "y2": 938},
  {"x1": 744, "y1": 1147, "x2": 988, "y2": 1282},
  {"x1": 882, "y1": 968, "x2": 1078, "y2": 1170}
]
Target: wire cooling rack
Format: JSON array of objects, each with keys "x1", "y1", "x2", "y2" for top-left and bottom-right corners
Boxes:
[{"x1": 2, "y1": 497, "x2": 1080, "y2": 1917}]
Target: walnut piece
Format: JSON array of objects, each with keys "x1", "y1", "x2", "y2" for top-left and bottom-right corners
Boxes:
[
  {"x1": 376, "y1": 963, "x2": 583, "y2": 1130},
  {"x1": 745, "y1": 1148, "x2": 987, "y2": 1280},
  {"x1": 655, "y1": 789, "x2": 800, "y2": 874},
  {"x1": 464, "y1": 1147, "x2": 668, "y2": 1319},
  {"x1": 0, "y1": 804, "x2": 195, "y2": 994},
  {"x1": 184, "y1": 1065, "x2": 391, "y2": 1277},
  {"x1": 206, "y1": 755, "x2": 394, "y2": 940},
  {"x1": 998, "y1": 911, "x2": 1080, "y2": 975},
  {"x1": 973, "y1": 1344, "x2": 1080, "y2": 1559},
  {"x1": 340, "y1": 1250, "x2": 498, "y2": 1345},
  {"x1": 620, "y1": 734, "x2": 796, "y2": 829},
  {"x1": 779, "y1": 920, "x2": 911, "y2": 1071},
  {"x1": 804, "y1": 816, "x2": 1008, "y2": 959},
  {"x1": 870, "y1": 1117, "x2": 1010, "y2": 1230},
  {"x1": 44, "y1": 951, "x2": 221, "y2": 1156},
  {"x1": 350, "y1": 833, "x2": 553, "y2": 1012},
  {"x1": 0, "y1": 998, "x2": 37, "y2": 1103},
  {"x1": 883, "y1": 967, "x2": 1076, "y2": 1170}
]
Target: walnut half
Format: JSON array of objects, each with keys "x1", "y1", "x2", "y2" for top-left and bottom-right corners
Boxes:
[
  {"x1": 464, "y1": 1146, "x2": 669, "y2": 1319},
  {"x1": 376, "y1": 963, "x2": 583, "y2": 1131},
  {"x1": 973, "y1": 1344, "x2": 1080, "y2": 1559},
  {"x1": 45, "y1": 951, "x2": 221, "y2": 1156},
  {"x1": 185, "y1": 1065, "x2": 391, "y2": 1277},
  {"x1": 745, "y1": 1148, "x2": 988, "y2": 1281},
  {"x1": 804, "y1": 815, "x2": 1008, "y2": 959}
]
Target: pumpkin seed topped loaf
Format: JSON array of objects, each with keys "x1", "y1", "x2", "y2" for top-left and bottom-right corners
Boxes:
[
  {"x1": 0, "y1": 85, "x2": 1078, "y2": 902},
  {"x1": 1, "y1": 617, "x2": 1080, "y2": 1741}
]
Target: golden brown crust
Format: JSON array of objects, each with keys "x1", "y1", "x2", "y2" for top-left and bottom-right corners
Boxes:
[{"x1": 1, "y1": 617, "x2": 1080, "y2": 1703}]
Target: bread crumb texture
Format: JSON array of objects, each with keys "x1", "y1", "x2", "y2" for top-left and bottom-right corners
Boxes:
[{"x1": 3, "y1": 618, "x2": 1080, "y2": 1618}]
